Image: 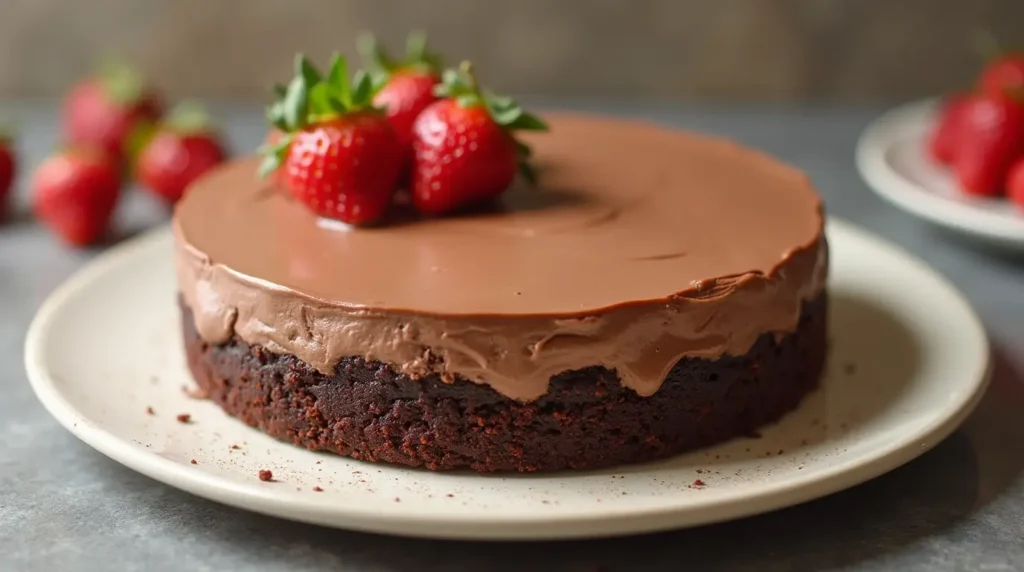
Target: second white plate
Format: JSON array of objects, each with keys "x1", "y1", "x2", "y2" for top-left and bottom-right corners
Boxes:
[
  {"x1": 25, "y1": 219, "x2": 990, "y2": 540},
  {"x1": 856, "y1": 98, "x2": 1024, "y2": 251}
]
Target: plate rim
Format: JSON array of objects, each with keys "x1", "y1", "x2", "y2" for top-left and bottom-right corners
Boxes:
[
  {"x1": 855, "y1": 97, "x2": 1024, "y2": 245},
  {"x1": 23, "y1": 219, "x2": 992, "y2": 540}
]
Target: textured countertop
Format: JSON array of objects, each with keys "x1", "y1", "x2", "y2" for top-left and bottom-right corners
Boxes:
[{"x1": 1, "y1": 102, "x2": 1022, "y2": 572}]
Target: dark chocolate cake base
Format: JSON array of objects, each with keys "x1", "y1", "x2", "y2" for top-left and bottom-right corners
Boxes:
[{"x1": 182, "y1": 295, "x2": 827, "y2": 473}]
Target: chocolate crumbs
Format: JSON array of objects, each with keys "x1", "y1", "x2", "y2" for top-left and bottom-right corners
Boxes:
[{"x1": 258, "y1": 470, "x2": 273, "y2": 482}]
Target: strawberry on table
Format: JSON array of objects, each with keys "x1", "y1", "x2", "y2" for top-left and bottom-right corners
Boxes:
[
  {"x1": 259, "y1": 54, "x2": 404, "y2": 226},
  {"x1": 137, "y1": 102, "x2": 228, "y2": 204},
  {"x1": 0, "y1": 129, "x2": 15, "y2": 220},
  {"x1": 954, "y1": 93, "x2": 1024, "y2": 197},
  {"x1": 63, "y1": 63, "x2": 163, "y2": 161},
  {"x1": 1006, "y1": 157, "x2": 1024, "y2": 210},
  {"x1": 358, "y1": 31, "x2": 443, "y2": 150},
  {"x1": 410, "y1": 61, "x2": 548, "y2": 216},
  {"x1": 979, "y1": 52, "x2": 1024, "y2": 99},
  {"x1": 32, "y1": 147, "x2": 121, "y2": 247},
  {"x1": 928, "y1": 94, "x2": 971, "y2": 165}
]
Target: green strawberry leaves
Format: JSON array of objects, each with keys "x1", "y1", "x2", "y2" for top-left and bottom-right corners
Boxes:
[
  {"x1": 436, "y1": 61, "x2": 548, "y2": 184},
  {"x1": 97, "y1": 61, "x2": 147, "y2": 105},
  {"x1": 259, "y1": 53, "x2": 380, "y2": 178},
  {"x1": 358, "y1": 31, "x2": 443, "y2": 80},
  {"x1": 166, "y1": 100, "x2": 214, "y2": 134}
]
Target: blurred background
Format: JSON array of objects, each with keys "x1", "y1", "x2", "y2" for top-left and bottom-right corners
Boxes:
[{"x1": 2, "y1": 0, "x2": 1022, "y2": 103}]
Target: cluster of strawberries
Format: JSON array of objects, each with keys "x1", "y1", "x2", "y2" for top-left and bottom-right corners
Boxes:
[
  {"x1": 0, "y1": 64, "x2": 228, "y2": 246},
  {"x1": 928, "y1": 49, "x2": 1024, "y2": 208},
  {"x1": 259, "y1": 33, "x2": 547, "y2": 225}
]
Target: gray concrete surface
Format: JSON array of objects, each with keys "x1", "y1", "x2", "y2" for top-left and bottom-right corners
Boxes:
[{"x1": 1, "y1": 101, "x2": 1022, "y2": 571}]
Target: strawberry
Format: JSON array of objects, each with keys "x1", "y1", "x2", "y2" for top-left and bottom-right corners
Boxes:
[
  {"x1": 410, "y1": 62, "x2": 548, "y2": 215},
  {"x1": 928, "y1": 94, "x2": 971, "y2": 165},
  {"x1": 0, "y1": 130, "x2": 15, "y2": 220},
  {"x1": 63, "y1": 63, "x2": 163, "y2": 161},
  {"x1": 1007, "y1": 157, "x2": 1024, "y2": 210},
  {"x1": 979, "y1": 53, "x2": 1024, "y2": 99},
  {"x1": 137, "y1": 102, "x2": 228, "y2": 204},
  {"x1": 954, "y1": 93, "x2": 1024, "y2": 197},
  {"x1": 358, "y1": 32, "x2": 443, "y2": 150},
  {"x1": 32, "y1": 147, "x2": 121, "y2": 246},
  {"x1": 259, "y1": 54, "x2": 404, "y2": 225}
]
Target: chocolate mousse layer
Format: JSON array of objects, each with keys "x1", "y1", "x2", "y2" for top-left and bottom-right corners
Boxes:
[
  {"x1": 183, "y1": 295, "x2": 826, "y2": 472},
  {"x1": 174, "y1": 113, "x2": 827, "y2": 402}
]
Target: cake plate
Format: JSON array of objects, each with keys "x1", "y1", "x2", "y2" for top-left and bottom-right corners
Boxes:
[
  {"x1": 25, "y1": 218, "x2": 990, "y2": 540},
  {"x1": 856, "y1": 98, "x2": 1024, "y2": 252}
]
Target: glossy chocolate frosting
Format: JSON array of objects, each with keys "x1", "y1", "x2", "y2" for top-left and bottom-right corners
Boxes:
[{"x1": 174, "y1": 113, "x2": 827, "y2": 401}]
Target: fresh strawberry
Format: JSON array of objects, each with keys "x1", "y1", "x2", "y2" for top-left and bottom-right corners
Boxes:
[
  {"x1": 1006, "y1": 157, "x2": 1024, "y2": 210},
  {"x1": 0, "y1": 131, "x2": 15, "y2": 220},
  {"x1": 63, "y1": 64, "x2": 163, "y2": 161},
  {"x1": 259, "y1": 54, "x2": 404, "y2": 225},
  {"x1": 979, "y1": 53, "x2": 1024, "y2": 99},
  {"x1": 410, "y1": 61, "x2": 548, "y2": 215},
  {"x1": 954, "y1": 93, "x2": 1024, "y2": 197},
  {"x1": 137, "y1": 102, "x2": 228, "y2": 204},
  {"x1": 358, "y1": 32, "x2": 443, "y2": 150},
  {"x1": 32, "y1": 148, "x2": 121, "y2": 246},
  {"x1": 928, "y1": 94, "x2": 971, "y2": 165}
]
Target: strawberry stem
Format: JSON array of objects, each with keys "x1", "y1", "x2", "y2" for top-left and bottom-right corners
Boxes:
[
  {"x1": 459, "y1": 61, "x2": 481, "y2": 98},
  {"x1": 97, "y1": 61, "x2": 146, "y2": 105},
  {"x1": 166, "y1": 100, "x2": 213, "y2": 134},
  {"x1": 0, "y1": 122, "x2": 14, "y2": 144}
]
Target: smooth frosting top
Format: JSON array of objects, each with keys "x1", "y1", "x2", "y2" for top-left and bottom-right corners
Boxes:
[
  {"x1": 176, "y1": 113, "x2": 822, "y2": 317},
  {"x1": 174, "y1": 113, "x2": 826, "y2": 401}
]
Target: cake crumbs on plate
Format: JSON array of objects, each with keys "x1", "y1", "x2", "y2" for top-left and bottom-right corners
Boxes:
[
  {"x1": 190, "y1": 459, "x2": 197, "y2": 465},
  {"x1": 176, "y1": 413, "x2": 191, "y2": 423},
  {"x1": 692, "y1": 479, "x2": 706, "y2": 487},
  {"x1": 182, "y1": 384, "x2": 209, "y2": 399},
  {"x1": 258, "y1": 469, "x2": 273, "y2": 482},
  {"x1": 313, "y1": 486, "x2": 324, "y2": 492},
  {"x1": 394, "y1": 497, "x2": 401, "y2": 503},
  {"x1": 145, "y1": 406, "x2": 154, "y2": 415}
]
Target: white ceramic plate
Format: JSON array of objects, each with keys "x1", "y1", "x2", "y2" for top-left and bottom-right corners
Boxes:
[
  {"x1": 856, "y1": 98, "x2": 1024, "y2": 251},
  {"x1": 25, "y1": 219, "x2": 990, "y2": 540}
]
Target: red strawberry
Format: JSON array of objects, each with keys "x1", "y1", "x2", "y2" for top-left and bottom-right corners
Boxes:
[
  {"x1": 928, "y1": 94, "x2": 971, "y2": 165},
  {"x1": 137, "y1": 102, "x2": 228, "y2": 204},
  {"x1": 410, "y1": 62, "x2": 548, "y2": 215},
  {"x1": 979, "y1": 53, "x2": 1024, "y2": 99},
  {"x1": 1006, "y1": 157, "x2": 1024, "y2": 210},
  {"x1": 358, "y1": 32, "x2": 443, "y2": 150},
  {"x1": 63, "y1": 64, "x2": 163, "y2": 161},
  {"x1": 954, "y1": 93, "x2": 1024, "y2": 197},
  {"x1": 32, "y1": 148, "x2": 121, "y2": 246},
  {"x1": 0, "y1": 131, "x2": 15, "y2": 220},
  {"x1": 259, "y1": 54, "x2": 404, "y2": 225}
]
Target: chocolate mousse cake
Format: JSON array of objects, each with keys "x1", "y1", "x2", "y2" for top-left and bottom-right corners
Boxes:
[{"x1": 174, "y1": 113, "x2": 828, "y2": 473}]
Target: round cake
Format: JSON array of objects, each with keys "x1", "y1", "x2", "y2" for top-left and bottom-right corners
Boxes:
[{"x1": 174, "y1": 113, "x2": 828, "y2": 472}]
